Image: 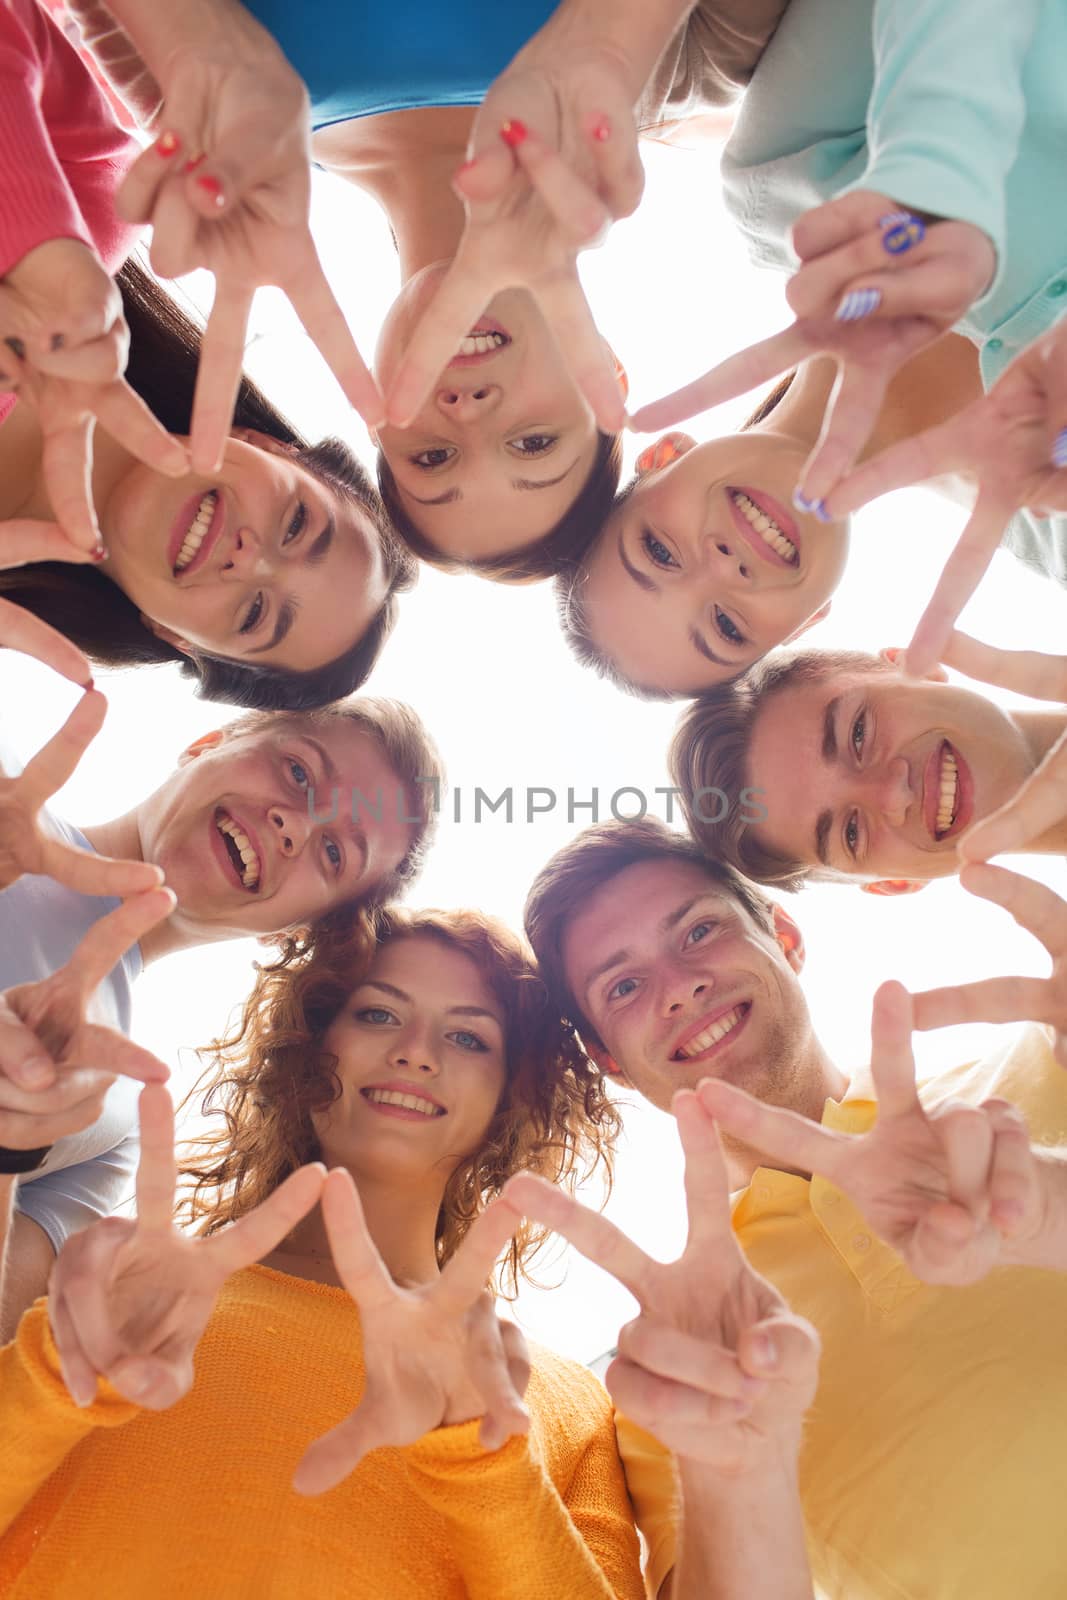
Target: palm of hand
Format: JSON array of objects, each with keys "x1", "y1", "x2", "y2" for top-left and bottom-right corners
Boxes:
[
  {"x1": 357, "y1": 1285, "x2": 485, "y2": 1445},
  {"x1": 965, "y1": 364, "x2": 1067, "y2": 512},
  {"x1": 105, "y1": 1227, "x2": 215, "y2": 1360}
]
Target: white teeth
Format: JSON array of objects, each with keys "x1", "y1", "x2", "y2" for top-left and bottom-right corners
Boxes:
[
  {"x1": 934, "y1": 748, "x2": 959, "y2": 837},
  {"x1": 174, "y1": 491, "x2": 218, "y2": 572},
  {"x1": 456, "y1": 331, "x2": 507, "y2": 356},
  {"x1": 216, "y1": 811, "x2": 260, "y2": 890},
  {"x1": 729, "y1": 490, "x2": 798, "y2": 564},
  {"x1": 364, "y1": 1088, "x2": 443, "y2": 1117},
  {"x1": 676, "y1": 1006, "x2": 745, "y2": 1060}
]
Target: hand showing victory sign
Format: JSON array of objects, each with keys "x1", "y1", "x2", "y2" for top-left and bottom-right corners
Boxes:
[
  {"x1": 49, "y1": 1083, "x2": 327, "y2": 1408},
  {"x1": 0, "y1": 689, "x2": 163, "y2": 897},
  {"x1": 293, "y1": 1169, "x2": 530, "y2": 1496},
  {"x1": 505, "y1": 1094, "x2": 819, "y2": 1473},
  {"x1": 699, "y1": 982, "x2": 1044, "y2": 1285}
]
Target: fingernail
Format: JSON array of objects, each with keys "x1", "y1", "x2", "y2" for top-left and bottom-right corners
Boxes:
[
  {"x1": 1052, "y1": 428, "x2": 1067, "y2": 470},
  {"x1": 753, "y1": 1333, "x2": 778, "y2": 1369},
  {"x1": 156, "y1": 130, "x2": 181, "y2": 158},
  {"x1": 793, "y1": 490, "x2": 830, "y2": 521},
  {"x1": 835, "y1": 287, "x2": 882, "y2": 322},
  {"x1": 92, "y1": 542, "x2": 108, "y2": 562},
  {"x1": 181, "y1": 152, "x2": 206, "y2": 175},
  {"x1": 82, "y1": 676, "x2": 95, "y2": 692},
  {"x1": 21, "y1": 1057, "x2": 53, "y2": 1088},
  {"x1": 591, "y1": 117, "x2": 611, "y2": 143},
  {"x1": 500, "y1": 119, "x2": 528, "y2": 148},
  {"x1": 456, "y1": 157, "x2": 478, "y2": 174},
  {"x1": 195, "y1": 175, "x2": 225, "y2": 209}
]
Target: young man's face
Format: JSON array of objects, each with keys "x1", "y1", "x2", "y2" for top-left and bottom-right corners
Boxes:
[
  {"x1": 560, "y1": 858, "x2": 815, "y2": 1114},
  {"x1": 747, "y1": 667, "x2": 1036, "y2": 881},
  {"x1": 138, "y1": 717, "x2": 418, "y2": 940}
]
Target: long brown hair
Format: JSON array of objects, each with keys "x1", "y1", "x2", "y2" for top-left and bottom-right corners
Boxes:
[
  {"x1": 0, "y1": 258, "x2": 415, "y2": 708},
  {"x1": 178, "y1": 906, "x2": 621, "y2": 1294}
]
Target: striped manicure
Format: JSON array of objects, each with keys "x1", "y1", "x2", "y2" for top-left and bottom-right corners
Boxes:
[
  {"x1": 835, "y1": 287, "x2": 882, "y2": 322},
  {"x1": 1052, "y1": 427, "x2": 1067, "y2": 470}
]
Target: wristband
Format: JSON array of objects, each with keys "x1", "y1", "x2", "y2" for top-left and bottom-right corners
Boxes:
[{"x1": 0, "y1": 1144, "x2": 52, "y2": 1175}]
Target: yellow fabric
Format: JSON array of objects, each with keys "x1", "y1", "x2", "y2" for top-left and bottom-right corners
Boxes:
[
  {"x1": 0, "y1": 1263, "x2": 644, "y2": 1600},
  {"x1": 620, "y1": 1025, "x2": 1067, "y2": 1600}
]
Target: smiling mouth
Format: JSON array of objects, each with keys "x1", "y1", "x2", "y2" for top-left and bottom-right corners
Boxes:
[
  {"x1": 672, "y1": 1002, "x2": 751, "y2": 1061},
  {"x1": 360, "y1": 1087, "x2": 445, "y2": 1117},
  {"x1": 449, "y1": 321, "x2": 512, "y2": 367},
  {"x1": 933, "y1": 743, "x2": 960, "y2": 839},
  {"x1": 215, "y1": 808, "x2": 260, "y2": 892},
  {"x1": 728, "y1": 489, "x2": 799, "y2": 565},
  {"x1": 173, "y1": 490, "x2": 219, "y2": 575}
]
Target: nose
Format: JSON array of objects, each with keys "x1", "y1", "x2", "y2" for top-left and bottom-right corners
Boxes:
[
  {"x1": 703, "y1": 532, "x2": 753, "y2": 584},
  {"x1": 220, "y1": 526, "x2": 274, "y2": 583},
  {"x1": 661, "y1": 970, "x2": 711, "y2": 1017},
  {"x1": 267, "y1": 803, "x2": 312, "y2": 857},
  {"x1": 433, "y1": 383, "x2": 502, "y2": 421},
  {"x1": 388, "y1": 1029, "x2": 439, "y2": 1076},
  {"x1": 867, "y1": 757, "x2": 915, "y2": 827}
]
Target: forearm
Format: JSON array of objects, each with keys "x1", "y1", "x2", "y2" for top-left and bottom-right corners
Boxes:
[
  {"x1": 672, "y1": 1444, "x2": 812, "y2": 1600},
  {"x1": 516, "y1": 0, "x2": 697, "y2": 102}
]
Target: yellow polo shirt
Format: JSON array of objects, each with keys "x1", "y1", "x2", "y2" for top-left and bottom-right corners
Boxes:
[{"x1": 619, "y1": 1024, "x2": 1067, "y2": 1600}]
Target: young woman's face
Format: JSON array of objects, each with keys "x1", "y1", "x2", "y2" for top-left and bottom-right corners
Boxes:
[
  {"x1": 314, "y1": 934, "x2": 508, "y2": 1181},
  {"x1": 579, "y1": 432, "x2": 850, "y2": 694},
  {"x1": 746, "y1": 667, "x2": 1036, "y2": 882},
  {"x1": 96, "y1": 438, "x2": 390, "y2": 669},
  {"x1": 375, "y1": 270, "x2": 611, "y2": 561}
]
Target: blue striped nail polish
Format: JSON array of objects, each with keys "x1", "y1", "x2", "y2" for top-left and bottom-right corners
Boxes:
[
  {"x1": 1052, "y1": 427, "x2": 1067, "y2": 470},
  {"x1": 793, "y1": 489, "x2": 815, "y2": 514},
  {"x1": 794, "y1": 490, "x2": 830, "y2": 521},
  {"x1": 835, "y1": 287, "x2": 882, "y2": 322}
]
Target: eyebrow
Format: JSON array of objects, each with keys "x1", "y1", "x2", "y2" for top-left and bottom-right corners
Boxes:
[
  {"x1": 405, "y1": 457, "x2": 581, "y2": 507},
  {"x1": 618, "y1": 534, "x2": 734, "y2": 667},
  {"x1": 813, "y1": 695, "x2": 843, "y2": 866},
  {"x1": 359, "y1": 979, "x2": 502, "y2": 1025},
  {"x1": 581, "y1": 895, "x2": 724, "y2": 1005},
  {"x1": 243, "y1": 515, "x2": 335, "y2": 654}
]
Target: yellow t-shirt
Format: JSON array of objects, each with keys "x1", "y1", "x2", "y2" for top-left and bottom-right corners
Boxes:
[
  {"x1": 0, "y1": 1263, "x2": 645, "y2": 1600},
  {"x1": 620, "y1": 1024, "x2": 1067, "y2": 1600}
]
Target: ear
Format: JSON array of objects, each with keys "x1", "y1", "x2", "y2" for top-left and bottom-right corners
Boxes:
[
  {"x1": 140, "y1": 614, "x2": 195, "y2": 657},
  {"x1": 879, "y1": 646, "x2": 949, "y2": 683},
  {"x1": 635, "y1": 432, "x2": 696, "y2": 476},
  {"x1": 229, "y1": 426, "x2": 300, "y2": 458},
  {"x1": 579, "y1": 1033, "x2": 624, "y2": 1079},
  {"x1": 605, "y1": 343, "x2": 629, "y2": 403},
  {"x1": 770, "y1": 901, "x2": 805, "y2": 973},
  {"x1": 178, "y1": 728, "x2": 227, "y2": 767},
  {"x1": 861, "y1": 878, "x2": 929, "y2": 896},
  {"x1": 783, "y1": 599, "x2": 832, "y2": 645}
]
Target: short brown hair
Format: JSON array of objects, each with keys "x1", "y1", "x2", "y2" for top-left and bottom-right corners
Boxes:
[
  {"x1": 524, "y1": 817, "x2": 774, "y2": 1048},
  {"x1": 178, "y1": 906, "x2": 621, "y2": 1294},
  {"x1": 377, "y1": 432, "x2": 622, "y2": 584},
  {"x1": 670, "y1": 647, "x2": 894, "y2": 889}
]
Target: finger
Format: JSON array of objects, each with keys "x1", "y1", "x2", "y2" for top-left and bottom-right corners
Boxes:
[
  {"x1": 585, "y1": 112, "x2": 644, "y2": 219},
  {"x1": 736, "y1": 1312, "x2": 820, "y2": 1389},
  {"x1": 500, "y1": 1172, "x2": 655, "y2": 1302},
  {"x1": 694, "y1": 1077, "x2": 848, "y2": 1183},
  {"x1": 17, "y1": 687, "x2": 107, "y2": 808},
  {"x1": 867, "y1": 980, "x2": 923, "y2": 1120},
  {"x1": 40, "y1": 416, "x2": 99, "y2": 552},
  {"x1": 190, "y1": 281, "x2": 254, "y2": 475},
  {"x1": 78, "y1": 1025, "x2": 170, "y2": 1085},
  {"x1": 912, "y1": 973, "x2": 1054, "y2": 1031},
  {"x1": 319, "y1": 1167, "x2": 395, "y2": 1309},
  {"x1": 0, "y1": 1064, "x2": 113, "y2": 1117},
  {"x1": 64, "y1": 886, "x2": 176, "y2": 997},
  {"x1": 286, "y1": 256, "x2": 385, "y2": 429},
  {"x1": 41, "y1": 835, "x2": 166, "y2": 899},
  {"x1": 466, "y1": 1298, "x2": 529, "y2": 1452},
  {"x1": 510, "y1": 132, "x2": 611, "y2": 246},
  {"x1": 133, "y1": 1083, "x2": 177, "y2": 1233},
  {"x1": 790, "y1": 192, "x2": 888, "y2": 263},
  {"x1": 910, "y1": 1200, "x2": 985, "y2": 1283},
  {"x1": 796, "y1": 358, "x2": 890, "y2": 504},
  {"x1": 604, "y1": 1354, "x2": 754, "y2": 1437},
  {"x1": 29, "y1": 330, "x2": 125, "y2": 386},
  {"x1": 436, "y1": 1198, "x2": 523, "y2": 1314},
  {"x1": 955, "y1": 862, "x2": 1067, "y2": 961},
  {"x1": 497, "y1": 1316, "x2": 531, "y2": 1401},
  {"x1": 671, "y1": 1091, "x2": 735, "y2": 1252},
  {"x1": 959, "y1": 736, "x2": 1067, "y2": 863},
  {"x1": 108, "y1": 1352, "x2": 190, "y2": 1410},
  {"x1": 788, "y1": 229, "x2": 932, "y2": 318},
  {"x1": 0, "y1": 998, "x2": 56, "y2": 1089},
  {"x1": 48, "y1": 1281, "x2": 100, "y2": 1407},
  {"x1": 905, "y1": 486, "x2": 1021, "y2": 677},
  {"x1": 940, "y1": 631, "x2": 1067, "y2": 703},
  {"x1": 628, "y1": 326, "x2": 803, "y2": 433},
  {"x1": 0, "y1": 1088, "x2": 114, "y2": 1148},
  {"x1": 982, "y1": 1099, "x2": 1040, "y2": 1232},
  {"x1": 536, "y1": 271, "x2": 624, "y2": 433},
  {"x1": 939, "y1": 1103, "x2": 995, "y2": 1222},
  {"x1": 293, "y1": 1393, "x2": 396, "y2": 1495},
  {"x1": 616, "y1": 1316, "x2": 751, "y2": 1402},
  {"x1": 384, "y1": 261, "x2": 496, "y2": 428},
  {"x1": 116, "y1": 130, "x2": 197, "y2": 224},
  {"x1": 0, "y1": 520, "x2": 100, "y2": 569},
  {"x1": 92, "y1": 381, "x2": 189, "y2": 477},
  {"x1": 206, "y1": 1161, "x2": 327, "y2": 1276},
  {"x1": 146, "y1": 174, "x2": 203, "y2": 282},
  {"x1": 826, "y1": 418, "x2": 962, "y2": 519},
  {"x1": 0, "y1": 594, "x2": 92, "y2": 685}
]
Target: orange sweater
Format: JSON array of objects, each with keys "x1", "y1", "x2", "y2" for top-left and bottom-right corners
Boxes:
[{"x1": 0, "y1": 1264, "x2": 644, "y2": 1600}]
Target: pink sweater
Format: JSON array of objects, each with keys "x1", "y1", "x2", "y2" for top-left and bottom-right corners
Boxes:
[{"x1": 0, "y1": 0, "x2": 141, "y2": 423}]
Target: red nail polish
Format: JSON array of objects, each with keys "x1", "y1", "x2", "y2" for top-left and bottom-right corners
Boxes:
[
  {"x1": 500, "y1": 119, "x2": 528, "y2": 149},
  {"x1": 181, "y1": 152, "x2": 206, "y2": 175},
  {"x1": 592, "y1": 118, "x2": 611, "y2": 143},
  {"x1": 156, "y1": 130, "x2": 181, "y2": 158},
  {"x1": 82, "y1": 677, "x2": 95, "y2": 692},
  {"x1": 91, "y1": 542, "x2": 108, "y2": 562},
  {"x1": 195, "y1": 174, "x2": 225, "y2": 209}
]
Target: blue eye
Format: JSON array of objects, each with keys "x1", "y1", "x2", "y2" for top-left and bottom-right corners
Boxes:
[
  {"x1": 325, "y1": 838, "x2": 342, "y2": 873},
  {"x1": 356, "y1": 1006, "x2": 395, "y2": 1025},
  {"x1": 284, "y1": 502, "x2": 307, "y2": 545},
  {"x1": 449, "y1": 1030, "x2": 488, "y2": 1052},
  {"x1": 851, "y1": 710, "x2": 867, "y2": 757},
  {"x1": 642, "y1": 530, "x2": 677, "y2": 568},
  {"x1": 240, "y1": 592, "x2": 265, "y2": 634},
  {"x1": 288, "y1": 760, "x2": 310, "y2": 789},
  {"x1": 714, "y1": 608, "x2": 745, "y2": 645},
  {"x1": 686, "y1": 920, "x2": 716, "y2": 945},
  {"x1": 844, "y1": 813, "x2": 861, "y2": 858},
  {"x1": 608, "y1": 976, "x2": 638, "y2": 1001}
]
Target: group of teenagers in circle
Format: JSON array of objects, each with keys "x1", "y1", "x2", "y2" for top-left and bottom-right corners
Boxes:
[{"x1": 2, "y1": 0, "x2": 1067, "y2": 1596}]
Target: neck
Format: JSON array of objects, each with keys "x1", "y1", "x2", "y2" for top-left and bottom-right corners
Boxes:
[
  {"x1": 0, "y1": 403, "x2": 136, "y2": 524},
  {"x1": 271, "y1": 1167, "x2": 445, "y2": 1288},
  {"x1": 721, "y1": 1037, "x2": 848, "y2": 1189},
  {"x1": 311, "y1": 108, "x2": 472, "y2": 283}
]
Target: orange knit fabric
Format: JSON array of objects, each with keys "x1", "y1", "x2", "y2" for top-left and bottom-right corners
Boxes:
[{"x1": 0, "y1": 1264, "x2": 644, "y2": 1599}]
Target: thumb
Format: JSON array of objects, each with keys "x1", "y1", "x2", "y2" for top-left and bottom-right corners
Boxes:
[
  {"x1": 737, "y1": 1313, "x2": 820, "y2": 1387},
  {"x1": 293, "y1": 1398, "x2": 392, "y2": 1496},
  {"x1": 452, "y1": 142, "x2": 517, "y2": 207}
]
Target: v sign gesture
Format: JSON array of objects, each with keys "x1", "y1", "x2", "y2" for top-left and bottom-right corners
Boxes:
[
  {"x1": 49, "y1": 1083, "x2": 327, "y2": 1409},
  {"x1": 293, "y1": 1169, "x2": 529, "y2": 1496}
]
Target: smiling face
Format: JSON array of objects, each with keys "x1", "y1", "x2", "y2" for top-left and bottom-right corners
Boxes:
[
  {"x1": 579, "y1": 432, "x2": 849, "y2": 693},
  {"x1": 96, "y1": 436, "x2": 389, "y2": 670},
  {"x1": 375, "y1": 271, "x2": 608, "y2": 561},
  {"x1": 561, "y1": 858, "x2": 816, "y2": 1115},
  {"x1": 137, "y1": 716, "x2": 418, "y2": 940},
  {"x1": 313, "y1": 934, "x2": 508, "y2": 1184},
  {"x1": 747, "y1": 666, "x2": 1037, "y2": 881}
]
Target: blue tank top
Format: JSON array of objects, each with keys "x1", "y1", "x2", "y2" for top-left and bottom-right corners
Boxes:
[{"x1": 243, "y1": 1, "x2": 556, "y2": 129}]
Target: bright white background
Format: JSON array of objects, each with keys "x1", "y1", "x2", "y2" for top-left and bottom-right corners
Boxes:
[{"x1": 3, "y1": 130, "x2": 1064, "y2": 1362}]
